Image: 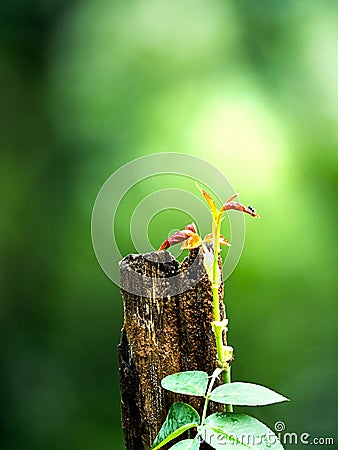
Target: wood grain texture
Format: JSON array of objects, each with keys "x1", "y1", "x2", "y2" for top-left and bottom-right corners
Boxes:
[{"x1": 119, "y1": 248, "x2": 226, "y2": 449}]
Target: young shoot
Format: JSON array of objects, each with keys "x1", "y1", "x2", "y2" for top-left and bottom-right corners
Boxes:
[{"x1": 152, "y1": 183, "x2": 288, "y2": 450}]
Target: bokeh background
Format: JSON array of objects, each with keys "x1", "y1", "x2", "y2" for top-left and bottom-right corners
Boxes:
[{"x1": 1, "y1": 0, "x2": 337, "y2": 449}]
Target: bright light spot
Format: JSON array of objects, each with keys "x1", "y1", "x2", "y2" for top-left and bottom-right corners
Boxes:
[
  {"x1": 190, "y1": 83, "x2": 289, "y2": 193},
  {"x1": 302, "y1": 14, "x2": 338, "y2": 118}
]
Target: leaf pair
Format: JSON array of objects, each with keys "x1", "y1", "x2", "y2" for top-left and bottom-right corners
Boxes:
[
  {"x1": 158, "y1": 222, "x2": 230, "y2": 252},
  {"x1": 196, "y1": 183, "x2": 260, "y2": 222},
  {"x1": 151, "y1": 371, "x2": 289, "y2": 449},
  {"x1": 158, "y1": 184, "x2": 259, "y2": 252},
  {"x1": 161, "y1": 371, "x2": 288, "y2": 406},
  {"x1": 151, "y1": 402, "x2": 285, "y2": 450}
]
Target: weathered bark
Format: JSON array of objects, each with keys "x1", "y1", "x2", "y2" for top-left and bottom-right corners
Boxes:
[{"x1": 118, "y1": 248, "x2": 226, "y2": 450}]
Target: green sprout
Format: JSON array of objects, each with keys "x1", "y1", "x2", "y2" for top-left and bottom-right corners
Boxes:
[{"x1": 153, "y1": 183, "x2": 288, "y2": 450}]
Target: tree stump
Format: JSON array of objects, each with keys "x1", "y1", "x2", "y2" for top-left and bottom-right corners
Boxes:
[{"x1": 118, "y1": 248, "x2": 226, "y2": 450}]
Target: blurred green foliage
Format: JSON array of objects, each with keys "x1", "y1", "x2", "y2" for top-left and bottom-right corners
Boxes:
[{"x1": 1, "y1": 1, "x2": 337, "y2": 449}]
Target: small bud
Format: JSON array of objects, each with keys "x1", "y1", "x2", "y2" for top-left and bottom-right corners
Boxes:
[{"x1": 223, "y1": 345, "x2": 234, "y2": 364}]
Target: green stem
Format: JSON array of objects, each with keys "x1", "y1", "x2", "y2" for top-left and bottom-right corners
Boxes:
[
  {"x1": 201, "y1": 368, "x2": 224, "y2": 424},
  {"x1": 212, "y1": 214, "x2": 233, "y2": 412},
  {"x1": 212, "y1": 215, "x2": 224, "y2": 364},
  {"x1": 223, "y1": 368, "x2": 233, "y2": 412}
]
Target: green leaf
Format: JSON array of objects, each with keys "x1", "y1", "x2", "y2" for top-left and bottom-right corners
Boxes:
[
  {"x1": 169, "y1": 438, "x2": 200, "y2": 449},
  {"x1": 162, "y1": 371, "x2": 209, "y2": 396},
  {"x1": 151, "y1": 402, "x2": 200, "y2": 450},
  {"x1": 199, "y1": 413, "x2": 284, "y2": 449},
  {"x1": 209, "y1": 382, "x2": 289, "y2": 406}
]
